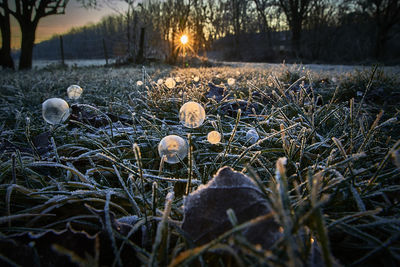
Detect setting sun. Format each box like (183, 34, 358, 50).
(180, 34, 188, 45)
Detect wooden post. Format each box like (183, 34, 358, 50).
(103, 38, 109, 66)
(59, 35, 65, 66)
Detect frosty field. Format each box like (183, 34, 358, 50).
(0, 64, 399, 266)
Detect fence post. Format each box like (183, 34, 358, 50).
(59, 35, 65, 66)
(103, 38, 109, 66)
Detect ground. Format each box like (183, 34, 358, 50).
(0, 63, 399, 266)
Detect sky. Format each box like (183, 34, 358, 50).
(8, 0, 125, 49)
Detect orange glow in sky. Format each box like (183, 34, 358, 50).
(5, 0, 122, 49)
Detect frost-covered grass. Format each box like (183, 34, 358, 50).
(0, 64, 399, 266)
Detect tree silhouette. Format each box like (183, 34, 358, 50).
(0, 0, 14, 70)
(8, 0, 68, 70)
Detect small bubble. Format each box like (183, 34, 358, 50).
(246, 129, 259, 144)
(42, 98, 70, 125)
(179, 101, 206, 128)
(193, 76, 200, 82)
(67, 85, 83, 100)
(207, 131, 221, 144)
(165, 78, 176, 89)
(136, 81, 144, 86)
(157, 79, 164, 85)
(227, 78, 236, 86)
(158, 135, 188, 164)
(175, 76, 181, 82)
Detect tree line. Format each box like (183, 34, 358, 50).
(1, 0, 400, 70)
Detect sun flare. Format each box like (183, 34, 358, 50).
(180, 34, 188, 45)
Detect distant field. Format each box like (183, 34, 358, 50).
(0, 64, 399, 266)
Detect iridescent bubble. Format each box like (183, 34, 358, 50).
(227, 78, 236, 86)
(165, 78, 176, 89)
(179, 101, 206, 128)
(42, 98, 70, 125)
(158, 135, 188, 164)
(67, 85, 83, 100)
(207, 131, 221, 144)
(136, 80, 144, 86)
(193, 76, 199, 82)
(246, 129, 259, 144)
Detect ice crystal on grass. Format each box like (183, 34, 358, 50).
(42, 98, 70, 125)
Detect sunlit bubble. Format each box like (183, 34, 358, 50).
(179, 101, 206, 128)
(193, 76, 199, 82)
(227, 78, 236, 86)
(207, 131, 221, 144)
(158, 135, 188, 164)
(42, 98, 70, 125)
(67, 85, 83, 100)
(175, 76, 181, 83)
(136, 80, 144, 86)
(157, 79, 164, 85)
(165, 78, 176, 89)
(246, 129, 259, 144)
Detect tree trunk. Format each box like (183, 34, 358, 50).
(291, 18, 302, 58)
(374, 27, 388, 59)
(19, 24, 37, 70)
(0, 2, 14, 70)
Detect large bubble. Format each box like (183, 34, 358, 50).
(42, 98, 70, 125)
(179, 101, 206, 128)
(246, 129, 259, 144)
(67, 85, 83, 100)
(158, 135, 188, 164)
(207, 131, 221, 144)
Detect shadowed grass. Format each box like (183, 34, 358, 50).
(0, 64, 399, 266)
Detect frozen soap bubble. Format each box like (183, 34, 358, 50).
(227, 78, 236, 86)
(193, 76, 199, 82)
(157, 79, 164, 85)
(165, 78, 176, 89)
(246, 129, 259, 144)
(179, 101, 206, 128)
(207, 131, 221, 144)
(67, 85, 83, 100)
(175, 76, 181, 82)
(158, 135, 188, 164)
(136, 80, 144, 86)
(42, 98, 70, 125)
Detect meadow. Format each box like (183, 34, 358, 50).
(0, 63, 399, 266)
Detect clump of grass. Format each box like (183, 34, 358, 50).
(0, 64, 399, 266)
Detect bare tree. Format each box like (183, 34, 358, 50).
(6, 0, 68, 70)
(0, 0, 14, 69)
(359, 0, 400, 59)
(276, 0, 312, 57)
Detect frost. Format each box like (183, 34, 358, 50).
(158, 135, 188, 164)
(67, 85, 83, 100)
(42, 98, 70, 125)
(207, 130, 221, 144)
(179, 101, 206, 128)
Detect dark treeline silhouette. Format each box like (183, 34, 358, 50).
(9, 0, 400, 67)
